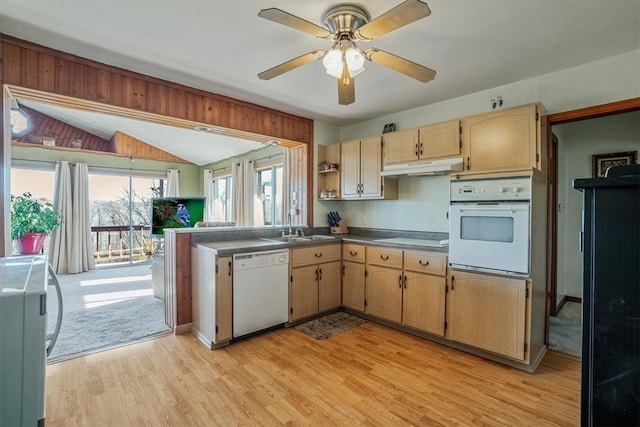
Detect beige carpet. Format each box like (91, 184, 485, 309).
(549, 301, 581, 357)
(294, 312, 366, 340)
(46, 262, 170, 363)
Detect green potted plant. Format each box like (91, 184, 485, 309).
(10, 192, 62, 254)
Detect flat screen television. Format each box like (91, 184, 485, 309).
(151, 197, 205, 237)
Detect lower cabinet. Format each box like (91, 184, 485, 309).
(365, 247, 404, 323)
(447, 270, 528, 360)
(402, 251, 447, 336)
(342, 244, 366, 311)
(289, 244, 341, 322)
(192, 247, 232, 348)
(366, 264, 403, 323)
(290, 265, 319, 322)
(402, 271, 446, 336)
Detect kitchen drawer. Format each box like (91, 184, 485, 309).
(343, 243, 365, 263)
(291, 244, 341, 267)
(404, 251, 447, 276)
(366, 246, 403, 269)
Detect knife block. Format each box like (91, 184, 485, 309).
(330, 219, 349, 234)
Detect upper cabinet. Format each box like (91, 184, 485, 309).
(341, 136, 397, 200)
(382, 129, 419, 164)
(419, 119, 461, 160)
(461, 103, 544, 173)
(383, 120, 461, 165)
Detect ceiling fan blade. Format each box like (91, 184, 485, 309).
(354, 0, 431, 41)
(337, 67, 356, 105)
(258, 50, 325, 80)
(258, 8, 333, 39)
(365, 48, 436, 82)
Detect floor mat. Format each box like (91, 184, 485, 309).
(294, 312, 366, 340)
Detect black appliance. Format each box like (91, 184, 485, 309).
(573, 164, 640, 426)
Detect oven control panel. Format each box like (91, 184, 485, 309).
(450, 176, 531, 201)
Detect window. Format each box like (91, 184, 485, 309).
(212, 176, 233, 222)
(255, 165, 283, 226)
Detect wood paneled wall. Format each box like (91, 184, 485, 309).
(0, 35, 313, 145)
(0, 34, 316, 256)
(13, 104, 112, 150)
(110, 131, 189, 163)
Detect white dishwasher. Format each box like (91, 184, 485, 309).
(233, 249, 289, 338)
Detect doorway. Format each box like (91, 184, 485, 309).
(546, 98, 640, 354)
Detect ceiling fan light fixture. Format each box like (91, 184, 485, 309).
(345, 46, 365, 76)
(323, 41, 366, 79)
(322, 48, 343, 78)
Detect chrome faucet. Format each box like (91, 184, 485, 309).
(288, 213, 293, 236)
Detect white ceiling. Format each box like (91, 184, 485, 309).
(2, 1, 639, 162)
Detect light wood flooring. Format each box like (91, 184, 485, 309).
(46, 322, 580, 426)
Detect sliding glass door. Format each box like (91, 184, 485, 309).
(89, 173, 164, 266)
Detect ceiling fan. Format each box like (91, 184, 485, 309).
(257, 0, 436, 105)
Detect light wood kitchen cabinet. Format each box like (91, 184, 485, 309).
(447, 270, 528, 361)
(461, 103, 544, 173)
(342, 243, 366, 312)
(402, 251, 447, 336)
(365, 246, 403, 323)
(341, 136, 397, 200)
(317, 144, 341, 200)
(366, 264, 403, 323)
(290, 244, 341, 322)
(290, 265, 319, 322)
(192, 249, 232, 348)
(418, 119, 461, 159)
(382, 120, 461, 165)
(382, 129, 419, 164)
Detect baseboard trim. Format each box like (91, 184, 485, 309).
(174, 323, 192, 335)
(554, 295, 581, 315)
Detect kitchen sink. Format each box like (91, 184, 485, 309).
(308, 235, 336, 240)
(262, 236, 310, 243)
(261, 235, 336, 243)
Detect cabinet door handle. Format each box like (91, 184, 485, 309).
(398, 274, 402, 288)
(315, 269, 319, 281)
(419, 143, 423, 155)
(350, 250, 358, 256)
(318, 268, 322, 281)
(342, 264, 346, 276)
(380, 254, 389, 261)
(419, 260, 430, 266)
(315, 252, 323, 258)
(228, 261, 232, 276)
(404, 275, 407, 288)
(415, 143, 418, 156)
(466, 156, 470, 171)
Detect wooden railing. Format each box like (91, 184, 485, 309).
(91, 225, 153, 263)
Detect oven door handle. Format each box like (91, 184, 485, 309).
(456, 207, 522, 213)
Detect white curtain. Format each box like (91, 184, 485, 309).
(203, 169, 214, 221)
(166, 169, 180, 197)
(282, 149, 292, 225)
(69, 163, 95, 273)
(286, 146, 307, 226)
(231, 159, 254, 227)
(49, 161, 73, 274)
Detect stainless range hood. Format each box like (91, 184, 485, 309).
(381, 157, 464, 176)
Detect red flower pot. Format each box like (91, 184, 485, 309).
(16, 232, 47, 254)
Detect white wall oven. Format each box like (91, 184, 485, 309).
(449, 176, 531, 277)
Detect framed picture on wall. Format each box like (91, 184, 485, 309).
(592, 151, 637, 177)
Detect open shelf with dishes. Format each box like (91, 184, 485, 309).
(317, 144, 341, 200)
